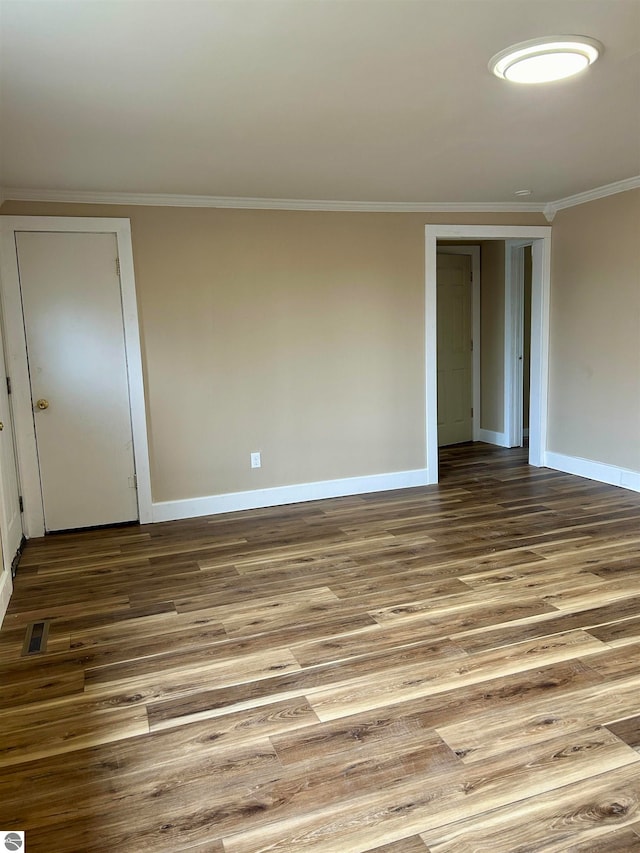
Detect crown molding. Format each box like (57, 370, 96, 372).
(0, 187, 546, 214)
(543, 175, 640, 221)
(1, 177, 637, 216)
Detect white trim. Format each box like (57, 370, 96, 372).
(425, 225, 551, 482)
(428, 226, 552, 240)
(504, 243, 519, 446)
(544, 176, 640, 221)
(0, 569, 12, 626)
(545, 452, 640, 493)
(425, 238, 439, 484)
(437, 246, 481, 441)
(528, 237, 551, 466)
(477, 428, 510, 448)
(505, 240, 534, 448)
(151, 469, 429, 523)
(0, 216, 152, 536)
(0, 316, 24, 575)
(0, 187, 547, 214)
(2, 177, 637, 216)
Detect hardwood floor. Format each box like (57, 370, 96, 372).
(1, 443, 640, 852)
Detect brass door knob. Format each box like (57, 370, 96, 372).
(0, 422, 4, 431)
(36, 399, 49, 410)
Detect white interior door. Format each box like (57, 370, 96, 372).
(437, 253, 472, 447)
(15, 231, 139, 532)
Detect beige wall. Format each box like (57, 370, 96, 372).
(0, 201, 544, 503)
(479, 241, 505, 433)
(548, 189, 640, 471)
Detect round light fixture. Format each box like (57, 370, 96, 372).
(489, 36, 603, 84)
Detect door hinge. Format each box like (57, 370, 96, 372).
(19, 495, 23, 513)
(115, 258, 121, 278)
(470, 339, 473, 352)
(6, 376, 11, 395)
(471, 407, 474, 418)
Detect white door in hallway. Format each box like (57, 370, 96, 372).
(15, 231, 139, 531)
(437, 252, 472, 446)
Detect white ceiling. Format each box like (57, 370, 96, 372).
(1, 0, 639, 205)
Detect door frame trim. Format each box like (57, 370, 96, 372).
(0, 216, 152, 536)
(425, 224, 551, 484)
(436, 246, 481, 442)
(505, 240, 534, 448)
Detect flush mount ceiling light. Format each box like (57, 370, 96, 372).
(489, 36, 603, 84)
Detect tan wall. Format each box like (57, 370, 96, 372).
(548, 189, 640, 471)
(479, 241, 505, 433)
(0, 200, 544, 502)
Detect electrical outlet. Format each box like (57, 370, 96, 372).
(251, 452, 261, 469)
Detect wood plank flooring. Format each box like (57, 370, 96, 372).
(1, 443, 640, 852)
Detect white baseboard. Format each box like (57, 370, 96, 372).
(477, 428, 511, 448)
(152, 468, 430, 523)
(0, 569, 13, 626)
(545, 451, 640, 493)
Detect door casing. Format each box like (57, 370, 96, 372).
(0, 319, 23, 566)
(0, 216, 152, 537)
(425, 224, 552, 484)
(505, 240, 534, 448)
(0, 306, 23, 627)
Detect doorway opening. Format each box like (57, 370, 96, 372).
(425, 225, 552, 485)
